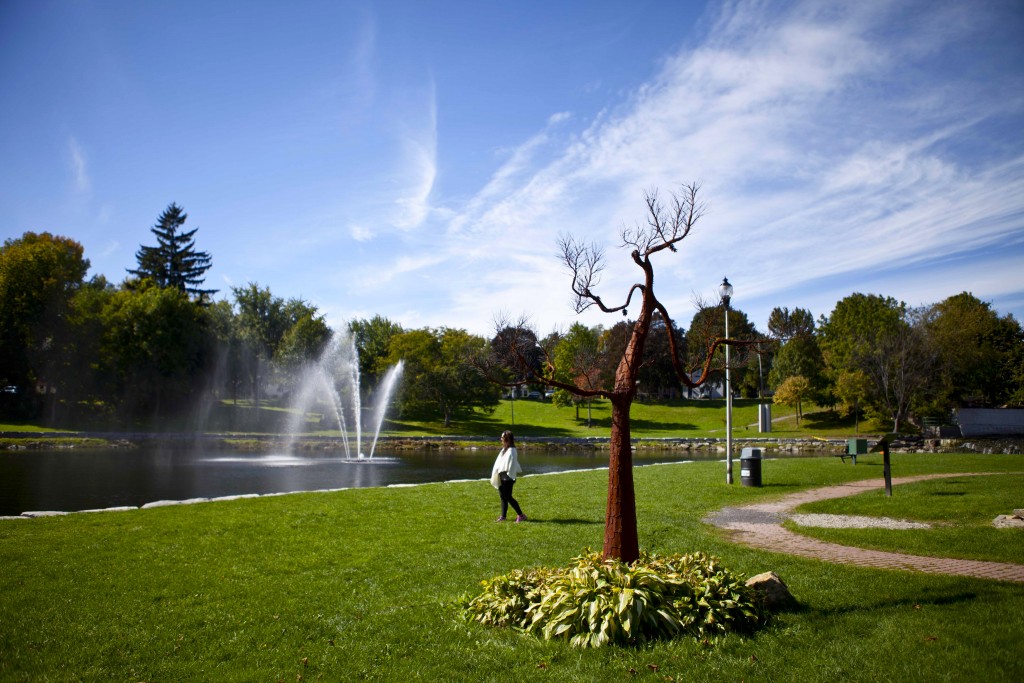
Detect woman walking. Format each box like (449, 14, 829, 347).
(490, 430, 526, 522)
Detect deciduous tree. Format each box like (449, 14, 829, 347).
(552, 322, 601, 423)
(98, 282, 209, 417)
(350, 315, 404, 393)
(773, 375, 812, 426)
(0, 232, 89, 415)
(834, 369, 872, 433)
(820, 294, 932, 431)
(924, 292, 1023, 409)
(388, 327, 500, 426)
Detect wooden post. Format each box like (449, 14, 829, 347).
(882, 440, 892, 497)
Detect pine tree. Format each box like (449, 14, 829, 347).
(128, 203, 216, 300)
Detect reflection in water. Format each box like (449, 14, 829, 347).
(0, 446, 715, 516)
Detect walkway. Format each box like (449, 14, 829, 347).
(705, 473, 1024, 583)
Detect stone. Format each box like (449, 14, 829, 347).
(21, 511, 69, 518)
(745, 571, 797, 610)
(993, 515, 1024, 529)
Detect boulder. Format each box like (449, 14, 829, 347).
(991, 511, 1024, 528)
(746, 571, 796, 610)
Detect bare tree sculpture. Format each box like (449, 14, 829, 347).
(489, 183, 757, 563)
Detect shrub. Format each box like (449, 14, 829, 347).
(464, 550, 766, 648)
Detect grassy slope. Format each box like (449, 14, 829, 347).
(1, 453, 1021, 682)
(387, 398, 881, 439)
(2, 398, 887, 439)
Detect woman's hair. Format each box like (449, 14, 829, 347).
(501, 430, 515, 446)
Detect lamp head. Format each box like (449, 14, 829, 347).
(719, 277, 733, 307)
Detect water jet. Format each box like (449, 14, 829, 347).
(284, 328, 403, 458)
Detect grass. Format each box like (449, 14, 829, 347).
(1, 453, 1022, 681)
(385, 398, 884, 439)
(4, 397, 890, 441)
(788, 468, 1024, 564)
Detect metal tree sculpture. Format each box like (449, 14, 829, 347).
(491, 183, 754, 563)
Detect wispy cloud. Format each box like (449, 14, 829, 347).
(68, 136, 90, 194)
(392, 76, 438, 231)
(423, 0, 1024, 332)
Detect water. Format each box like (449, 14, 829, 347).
(0, 446, 714, 516)
(283, 329, 403, 459)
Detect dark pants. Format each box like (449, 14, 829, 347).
(498, 478, 523, 518)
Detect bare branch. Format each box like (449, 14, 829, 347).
(621, 182, 706, 258)
(558, 233, 605, 313)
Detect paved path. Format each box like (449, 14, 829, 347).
(705, 473, 1024, 583)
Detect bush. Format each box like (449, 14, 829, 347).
(464, 550, 766, 648)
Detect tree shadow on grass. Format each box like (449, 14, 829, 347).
(526, 517, 602, 525)
(803, 591, 979, 620)
(575, 416, 699, 432)
(385, 419, 580, 438)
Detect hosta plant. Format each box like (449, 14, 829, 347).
(464, 550, 766, 648)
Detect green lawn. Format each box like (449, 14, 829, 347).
(385, 398, 884, 439)
(788, 469, 1024, 564)
(1, 453, 1021, 681)
(3, 397, 890, 440)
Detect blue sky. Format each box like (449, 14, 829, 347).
(2, 0, 1023, 337)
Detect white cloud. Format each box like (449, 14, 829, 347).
(421, 0, 1024, 334)
(68, 136, 90, 194)
(349, 223, 374, 242)
(392, 77, 438, 231)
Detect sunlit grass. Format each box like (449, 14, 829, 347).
(1, 453, 1021, 681)
(7, 396, 890, 441)
(788, 471, 1024, 563)
(384, 398, 886, 439)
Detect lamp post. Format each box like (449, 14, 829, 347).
(720, 277, 734, 485)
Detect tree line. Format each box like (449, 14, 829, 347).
(2, 205, 1021, 431)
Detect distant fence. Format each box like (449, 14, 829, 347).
(956, 409, 1024, 437)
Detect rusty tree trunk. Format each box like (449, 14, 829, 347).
(604, 392, 638, 562)
(603, 283, 653, 564)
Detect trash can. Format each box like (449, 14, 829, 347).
(740, 447, 762, 487)
(846, 438, 867, 465)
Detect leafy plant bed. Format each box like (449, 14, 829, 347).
(464, 550, 767, 648)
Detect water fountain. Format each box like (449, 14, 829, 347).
(284, 329, 403, 460)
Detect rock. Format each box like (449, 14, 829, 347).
(746, 571, 796, 610)
(993, 515, 1024, 529)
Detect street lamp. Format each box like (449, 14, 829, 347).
(719, 277, 734, 485)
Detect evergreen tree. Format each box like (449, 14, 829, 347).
(129, 203, 216, 300)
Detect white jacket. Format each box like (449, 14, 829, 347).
(490, 447, 522, 488)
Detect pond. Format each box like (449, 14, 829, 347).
(0, 446, 723, 516)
